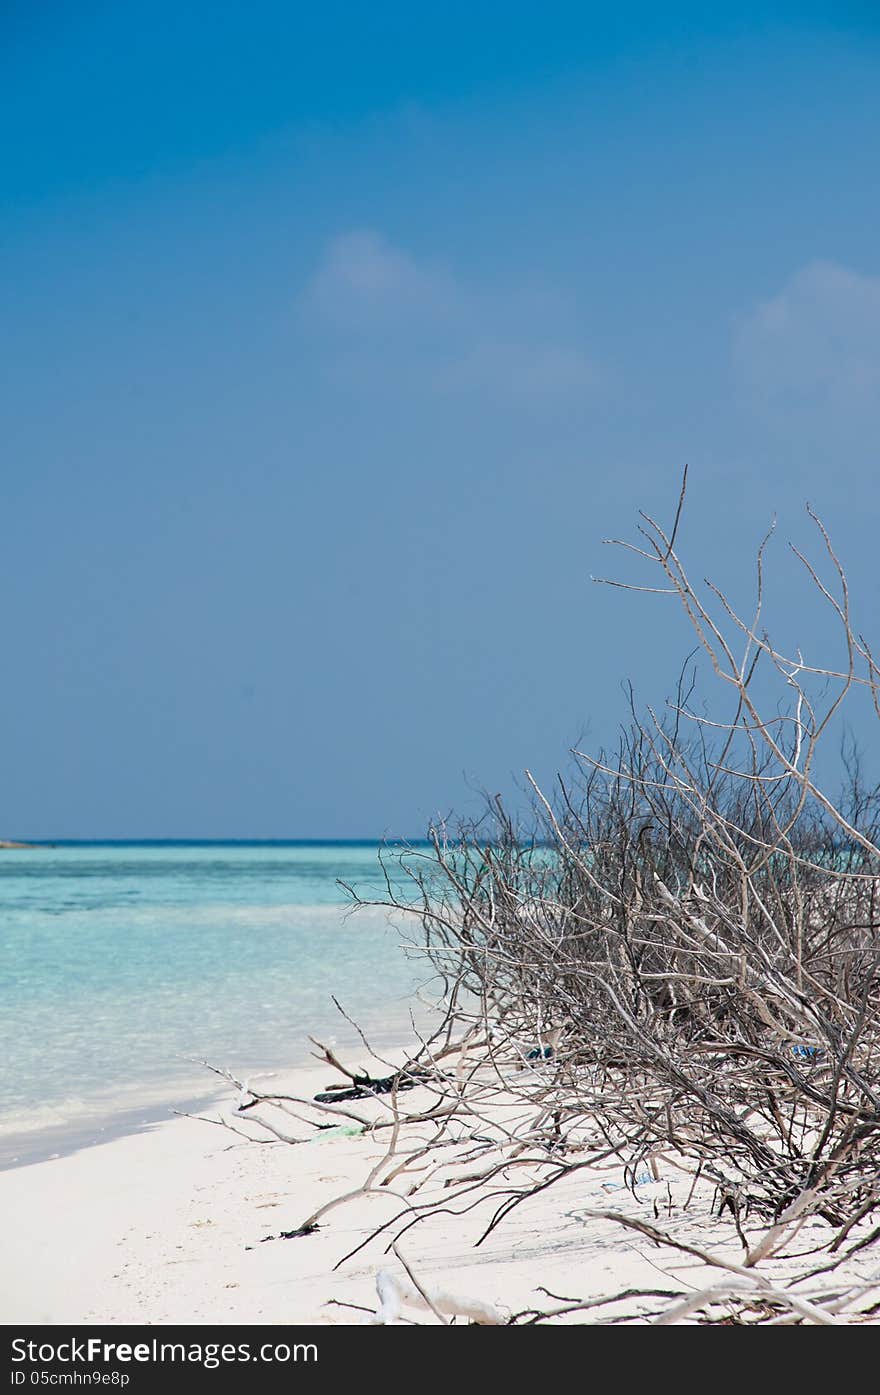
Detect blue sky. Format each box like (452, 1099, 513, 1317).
(2, 3, 879, 837)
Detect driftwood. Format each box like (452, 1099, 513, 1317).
(314, 1069, 431, 1104)
(371, 1258, 503, 1325)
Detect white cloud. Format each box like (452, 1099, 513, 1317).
(305, 230, 463, 332)
(734, 261, 880, 423)
(300, 229, 597, 408)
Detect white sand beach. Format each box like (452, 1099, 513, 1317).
(4, 1053, 877, 1327)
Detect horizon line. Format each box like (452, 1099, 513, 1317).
(2, 835, 433, 845)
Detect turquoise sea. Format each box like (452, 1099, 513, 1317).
(0, 842, 427, 1165)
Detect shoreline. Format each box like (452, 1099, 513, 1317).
(4, 1036, 879, 1325)
(0, 1015, 425, 1172)
(0, 1086, 226, 1172)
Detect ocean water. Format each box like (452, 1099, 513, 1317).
(0, 842, 430, 1162)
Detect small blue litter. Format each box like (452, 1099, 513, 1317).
(526, 1045, 555, 1060)
(602, 1171, 653, 1192)
(791, 1045, 823, 1060)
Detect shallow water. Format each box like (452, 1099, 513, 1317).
(0, 842, 428, 1158)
